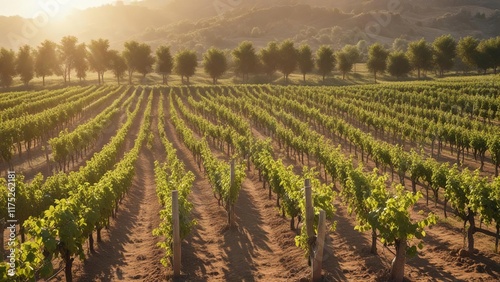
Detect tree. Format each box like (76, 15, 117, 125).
(155, 46, 173, 84)
(203, 47, 227, 84)
(336, 51, 352, 80)
(174, 50, 198, 84)
(232, 41, 258, 82)
(457, 36, 480, 71)
(387, 52, 411, 78)
(407, 39, 433, 79)
(0, 48, 16, 88)
(259, 41, 279, 79)
(392, 37, 409, 52)
(108, 50, 127, 84)
(73, 43, 88, 81)
(297, 44, 314, 82)
(277, 40, 298, 84)
(486, 37, 500, 73)
(88, 39, 110, 84)
(59, 36, 78, 83)
(478, 38, 500, 74)
(316, 45, 335, 82)
(16, 45, 34, 86)
(342, 45, 361, 72)
(366, 43, 389, 83)
(122, 41, 155, 84)
(35, 40, 59, 86)
(433, 35, 457, 76)
(356, 40, 369, 61)
(377, 186, 436, 282)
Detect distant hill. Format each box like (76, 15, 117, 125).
(1, 0, 499, 52)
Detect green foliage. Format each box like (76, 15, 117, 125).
(336, 51, 352, 79)
(74, 43, 88, 80)
(406, 39, 433, 78)
(388, 51, 411, 78)
(123, 40, 155, 81)
(203, 47, 227, 84)
(232, 41, 258, 81)
(260, 41, 280, 77)
(277, 40, 298, 82)
(366, 43, 389, 81)
(457, 36, 480, 69)
(155, 45, 173, 84)
(174, 49, 198, 83)
(316, 45, 335, 80)
(108, 50, 127, 84)
(88, 38, 110, 77)
(0, 48, 16, 87)
(16, 45, 34, 86)
(297, 44, 314, 80)
(376, 186, 436, 256)
(433, 34, 457, 76)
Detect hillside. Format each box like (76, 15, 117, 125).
(1, 0, 499, 51)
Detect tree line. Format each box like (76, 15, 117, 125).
(0, 34, 499, 87)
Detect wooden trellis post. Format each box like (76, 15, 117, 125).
(172, 190, 181, 276)
(304, 179, 327, 282)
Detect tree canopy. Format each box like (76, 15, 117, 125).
(407, 39, 433, 79)
(122, 41, 155, 84)
(232, 41, 258, 82)
(174, 50, 198, 84)
(367, 43, 389, 82)
(203, 47, 227, 84)
(316, 45, 335, 82)
(155, 46, 174, 84)
(297, 44, 314, 82)
(16, 45, 34, 86)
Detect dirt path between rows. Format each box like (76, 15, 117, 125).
(162, 92, 299, 281)
(68, 89, 165, 281)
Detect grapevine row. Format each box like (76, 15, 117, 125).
(153, 93, 195, 267)
(2, 88, 153, 281)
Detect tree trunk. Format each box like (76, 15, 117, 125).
(467, 209, 476, 253)
(390, 238, 407, 282)
(303, 73, 306, 82)
(64, 250, 73, 282)
(89, 233, 94, 253)
(43, 76, 45, 86)
(495, 224, 499, 253)
(97, 227, 102, 243)
(371, 228, 377, 254)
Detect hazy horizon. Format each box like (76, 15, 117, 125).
(0, 0, 137, 18)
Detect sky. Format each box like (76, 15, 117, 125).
(0, 0, 135, 18)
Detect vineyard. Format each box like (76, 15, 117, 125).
(1, 76, 500, 281)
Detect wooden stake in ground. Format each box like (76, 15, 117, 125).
(305, 179, 314, 238)
(305, 179, 327, 281)
(313, 210, 326, 281)
(172, 190, 181, 276)
(228, 160, 235, 227)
